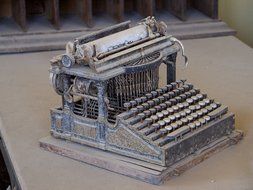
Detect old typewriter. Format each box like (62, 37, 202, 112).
(46, 17, 242, 184)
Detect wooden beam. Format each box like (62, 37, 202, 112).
(136, 0, 155, 17)
(166, 0, 187, 21)
(80, 0, 93, 27)
(11, 0, 27, 31)
(45, 0, 60, 30)
(106, 0, 124, 22)
(192, 0, 218, 19)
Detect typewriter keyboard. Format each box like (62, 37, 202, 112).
(120, 80, 228, 147)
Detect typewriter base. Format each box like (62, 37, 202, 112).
(40, 130, 243, 185)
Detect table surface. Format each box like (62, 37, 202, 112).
(0, 36, 253, 190)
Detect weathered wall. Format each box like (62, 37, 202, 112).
(219, 0, 253, 48)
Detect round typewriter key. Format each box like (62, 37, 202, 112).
(188, 123, 196, 130)
(144, 110, 151, 117)
(161, 87, 168, 93)
(175, 96, 182, 103)
(210, 103, 218, 109)
(204, 115, 211, 122)
(135, 98, 142, 105)
(196, 94, 204, 100)
(124, 102, 131, 109)
(165, 101, 172, 107)
(189, 105, 196, 111)
(178, 103, 184, 110)
(165, 125, 173, 132)
(195, 104, 201, 110)
(144, 118, 152, 126)
(173, 89, 180, 96)
(155, 105, 162, 112)
(138, 113, 145, 122)
(178, 87, 185, 94)
(181, 118, 188, 125)
(142, 103, 149, 109)
(171, 82, 177, 89)
(191, 113, 198, 119)
(163, 118, 171, 125)
(176, 80, 183, 87)
(153, 98, 160, 105)
(186, 98, 193, 104)
(180, 94, 187, 100)
(156, 89, 163, 95)
(182, 85, 189, 92)
(136, 105, 144, 112)
(151, 123, 160, 131)
(162, 110, 169, 117)
(183, 102, 189, 108)
(170, 98, 177, 105)
(186, 83, 193, 89)
(165, 84, 173, 91)
(215, 102, 221, 106)
(163, 93, 170, 100)
(185, 109, 191, 114)
(160, 128, 168, 136)
(175, 113, 181, 120)
(191, 96, 198, 102)
(147, 100, 155, 107)
(180, 111, 186, 117)
(190, 89, 197, 96)
(168, 92, 174, 98)
(176, 120, 183, 127)
(150, 115, 158, 123)
(194, 121, 201, 128)
(167, 108, 174, 114)
(151, 91, 158, 98)
(130, 108, 138, 115)
(169, 115, 176, 121)
(140, 96, 147, 103)
(199, 118, 206, 125)
(160, 103, 167, 110)
(158, 120, 166, 128)
(206, 105, 213, 112)
(158, 96, 165, 102)
(201, 108, 208, 114)
(145, 93, 153, 99)
(203, 98, 211, 105)
(171, 123, 178, 130)
(130, 100, 137, 107)
(149, 108, 156, 115)
(172, 106, 179, 112)
(196, 110, 203, 117)
(156, 112, 164, 120)
(199, 101, 206, 108)
(187, 115, 194, 122)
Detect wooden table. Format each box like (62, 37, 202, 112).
(0, 36, 253, 190)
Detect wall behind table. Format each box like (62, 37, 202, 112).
(219, 0, 253, 48)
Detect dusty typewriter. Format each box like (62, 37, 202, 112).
(46, 17, 242, 184)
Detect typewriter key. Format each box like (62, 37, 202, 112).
(165, 125, 173, 132)
(189, 123, 196, 130)
(215, 102, 221, 106)
(204, 115, 211, 122)
(176, 80, 183, 87)
(180, 94, 187, 100)
(149, 108, 156, 115)
(151, 91, 158, 98)
(136, 105, 144, 112)
(189, 105, 196, 111)
(147, 100, 155, 107)
(190, 89, 197, 96)
(165, 101, 172, 107)
(130, 108, 138, 115)
(135, 98, 142, 105)
(210, 103, 218, 109)
(158, 96, 165, 102)
(185, 109, 191, 114)
(176, 120, 183, 127)
(181, 118, 188, 125)
(160, 128, 168, 136)
(153, 98, 160, 105)
(173, 89, 180, 96)
(156, 89, 163, 95)
(144, 110, 151, 117)
(168, 92, 174, 98)
(186, 115, 194, 122)
(144, 118, 152, 126)
(124, 102, 131, 110)
(162, 110, 169, 117)
(194, 120, 201, 128)
(140, 96, 147, 103)
(130, 100, 137, 107)
(178, 103, 184, 110)
(201, 108, 208, 114)
(171, 82, 177, 89)
(142, 103, 149, 109)
(186, 83, 193, 90)
(206, 105, 213, 112)
(199, 101, 206, 108)
(180, 111, 186, 117)
(158, 120, 166, 129)
(175, 113, 181, 120)
(186, 98, 193, 104)
(191, 113, 198, 119)
(195, 104, 201, 110)
(196, 94, 204, 100)
(204, 98, 211, 105)
(156, 112, 164, 120)
(199, 118, 206, 125)
(178, 87, 185, 94)
(175, 96, 182, 103)
(161, 87, 168, 93)
(183, 102, 189, 108)
(170, 98, 177, 105)
(150, 115, 158, 123)
(171, 123, 178, 130)
(165, 84, 173, 91)
(167, 108, 174, 114)
(138, 113, 145, 122)
(169, 115, 176, 121)
(163, 93, 170, 100)
(196, 110, 203, 117)
(145, 93, 153, 99)
(172, 105, 179, 112)
(155, 105, 162, 112)
(163, 118, 171, 125)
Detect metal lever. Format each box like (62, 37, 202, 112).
(169, 36, 188, 68)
